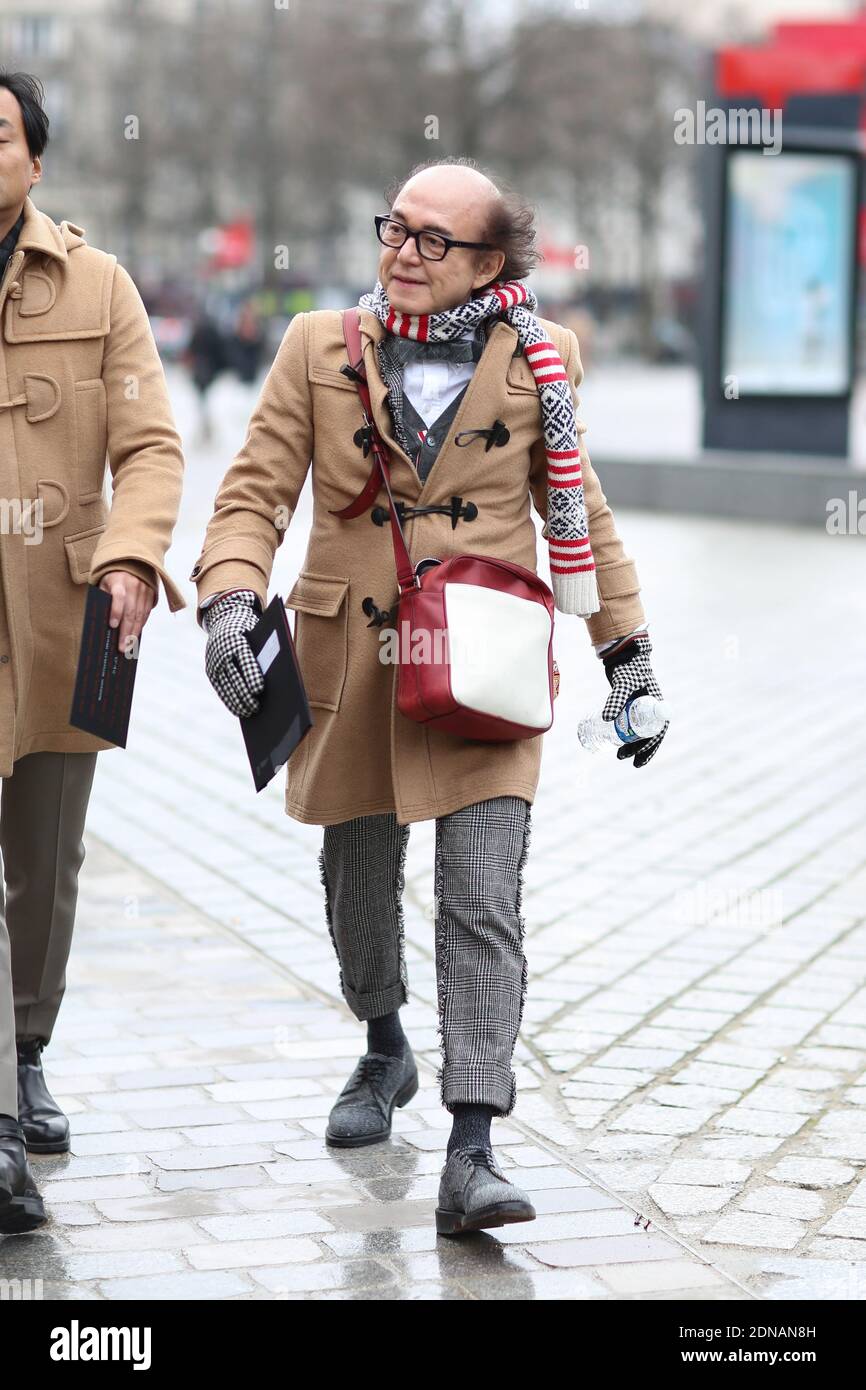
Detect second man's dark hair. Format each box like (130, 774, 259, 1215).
(0, 70, 49, 159)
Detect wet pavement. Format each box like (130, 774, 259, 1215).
(2, 369, 864, 1300)
(0, 837, 747, 1301)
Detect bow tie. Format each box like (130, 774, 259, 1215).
(385, 335, 482, 367)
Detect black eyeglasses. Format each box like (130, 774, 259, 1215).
(374, 214, 495, 262)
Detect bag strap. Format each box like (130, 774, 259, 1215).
(328, 310, 385, 522)
(332, 308, 418, 596)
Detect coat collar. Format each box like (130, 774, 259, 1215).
(14, 196, 86, 265)
(356, 307, 519, 501)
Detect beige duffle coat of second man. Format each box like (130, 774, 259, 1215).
(0, 197, 186, 778)
(192, 306, 646, 827)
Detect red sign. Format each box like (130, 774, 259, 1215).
(538, 237, 579, 270)
(716, 47, 866, 111)
(210, 218, 254, 270)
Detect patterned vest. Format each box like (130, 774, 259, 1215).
(378, 328, 486, 484)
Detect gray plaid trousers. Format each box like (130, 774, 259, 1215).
(318, 796, 532, 1117)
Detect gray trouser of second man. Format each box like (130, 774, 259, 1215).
(0, 751, 97, 1118)
(318, 795, 532, 1118)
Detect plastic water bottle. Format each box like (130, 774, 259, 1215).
(577, 695, 670, 752)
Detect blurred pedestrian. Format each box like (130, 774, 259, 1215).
(186, 310, 227, 443)
(230, 300, 265, 385)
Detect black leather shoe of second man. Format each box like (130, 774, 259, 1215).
(326, 1046, 418, 1148)
(0, 1115, 47, 1234)
(17, 1037, 71, 1154)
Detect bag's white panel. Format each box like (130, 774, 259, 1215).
(443, 581, 552, 727)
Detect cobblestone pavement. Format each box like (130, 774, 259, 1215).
(0, 838, 748, 1301)
(4, 372, 864, 1300)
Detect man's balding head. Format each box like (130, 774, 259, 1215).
(397, 163, 502, 244)
(379, 156, 537, 315)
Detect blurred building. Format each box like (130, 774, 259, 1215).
(641, 0, 861, 40)
(2, 1, 234, 276)
(0, 0, 709, 350)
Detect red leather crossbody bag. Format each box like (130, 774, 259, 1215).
(331, 307, 555, 743)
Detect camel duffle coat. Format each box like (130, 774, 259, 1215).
(192, 306, 645, 826)
(0, 197, 185, 776)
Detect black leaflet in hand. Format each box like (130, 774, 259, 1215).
(241, 594, 313, 792)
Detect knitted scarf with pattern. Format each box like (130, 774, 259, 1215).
(359, 278, 600, 618)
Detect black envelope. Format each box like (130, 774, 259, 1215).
(242, 594, 313, 792)
(69, 585, 140, 747)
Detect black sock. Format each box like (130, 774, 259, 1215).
(447, 1103, 496, 1156)
(366, 1011, 406, 1058)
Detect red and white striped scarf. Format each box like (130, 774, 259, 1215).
(360, 278, 600, 617)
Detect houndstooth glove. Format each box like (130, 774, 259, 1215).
(203, 590, 265, 718)
(602, 632, 668, 768)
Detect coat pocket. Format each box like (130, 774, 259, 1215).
(284, 571, 350, 711)
(64, 524, 107, 584)
(73, 379, 108, 504)
(506, 355, 541, 394)
(307, 365, 358, 392)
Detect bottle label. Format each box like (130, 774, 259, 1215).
(614, 698, 638, 743)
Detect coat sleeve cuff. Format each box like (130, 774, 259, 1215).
(88, 553, 187, 608)
(89, 545, 187, 612)
(90, 557, 159, 595)
(583, 559, 645, 646)
(194, 560, 268, 626)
